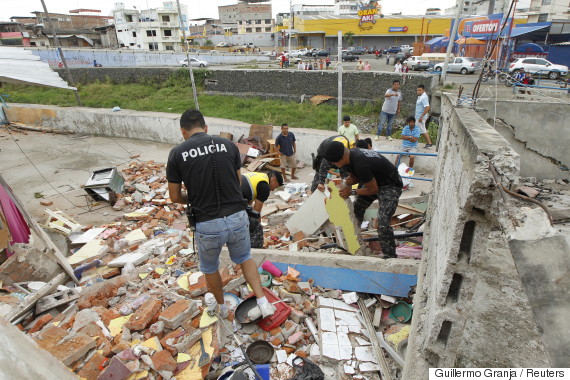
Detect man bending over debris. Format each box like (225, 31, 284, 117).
(241, 170, 284, 248)
(167, 110, 276, 319)
(324, 141, 403, 258)
(310, 135, 351, 193)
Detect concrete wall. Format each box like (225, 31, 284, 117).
(477, 99, 570, 180)
(4, 104, 437, 174)
(205, 69, 439, 114)
(55, 67, 188, 85)
(404, 94, 550, 378)
(29, 47, 270, 68)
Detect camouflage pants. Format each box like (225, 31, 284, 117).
(353, 185, 402, 257)
(310, 157, 350, 192)
(249, 216, 264, 249)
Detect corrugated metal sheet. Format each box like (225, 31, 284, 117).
(0, 47, 76, 90)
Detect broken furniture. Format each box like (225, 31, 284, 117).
(83, 167, 125, 204)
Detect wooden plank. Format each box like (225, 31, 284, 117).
(358, 299, 394, 380)
(285, 191, 328, 235)
(0, 175, 79, 284)
(6, 273, 66, 322)
(325, 185, 367, 256)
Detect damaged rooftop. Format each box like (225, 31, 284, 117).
(0, 93, 569, 380)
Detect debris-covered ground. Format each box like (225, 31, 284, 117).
(0, 155, 427, 380)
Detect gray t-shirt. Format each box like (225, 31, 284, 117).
(381, 89, 402, 114)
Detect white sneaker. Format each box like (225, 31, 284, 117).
(374, 135, 379, 141)
(387, 136, 393, 141)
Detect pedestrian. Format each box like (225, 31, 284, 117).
(338, 115, 360, 146)
(323, 141, 403, 258)
(394, 60, 402, 73)
(241, 170, 283, 248)
(396, 116, 420, 168)
(310, 135, 351, 193)
(326, 57, 331, 69)
(364, 61, 371, 71)
(386, 54, 390, 65)
(275, 123, 298, 181)
(416, 85, 433, 148)
(280, 53, 286, 69)
(402, 62, 409, 73)
(166, 109, 276, 320)
(319, 58, 324, 70)
(357, 59, 364, 71)
(376, 79, 402, 141)
(298, 60, 305, 70)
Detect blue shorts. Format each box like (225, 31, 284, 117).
(195, 210, 252, 274)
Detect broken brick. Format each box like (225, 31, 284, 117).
(125, 298, 162, 331)
(34, 325, 97, 366)
(270, 336, 284, 346)
(28, 314, 53, 333)
(77, 353, 106, 380)
(288, 331, 303, 345)
(151, 349, 177, 372)
(97, 356, 132, 380)
(93, 306, 121, 327)
(159, 299, 198, 330)
(159, 328, 185, 355)
(283, 280, 301, 294)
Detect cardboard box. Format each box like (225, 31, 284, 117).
(267, 139, 280, 166)
(219, 132, 234, 141)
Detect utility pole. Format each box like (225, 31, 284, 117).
(441, 0, 465, 83)
(40, 0, 82, 106)
(337, 30, 343, 128)
(288, 0, 293, 54)
(176, 0, 199, 110)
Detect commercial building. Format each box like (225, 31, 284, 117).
(293, 14, 453, 49)
(218, 3, 274, 35)
(113, 1, 188, 51)
(522, 0, 570, 22)
(444, 0, 510, 16)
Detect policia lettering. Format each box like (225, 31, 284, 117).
(181, 143, 228, 161)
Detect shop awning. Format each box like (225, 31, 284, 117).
(510, 24, 550, 38)
(0, 47, 76, 90)
(455, 37, 486, 45)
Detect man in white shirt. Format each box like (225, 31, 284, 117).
(338, 115, 360, 146)
(376, 80, 402, 141)
(416, 84, 433, 148)
(394, 60, 402, 73)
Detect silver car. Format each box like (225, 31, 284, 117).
(178, 58, 208, 68)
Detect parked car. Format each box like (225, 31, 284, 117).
(509, 58, 568, 79)
(306, 48, 319, 56)
(241, 42, 255, 49)
(400, 44, 411, 51)
(342, 53, 359, 62)
(383, 46, 401, 54)
(312, 49, 330, 57)
(178, 58, 208, 68)
(288, 49, 305, 58)
(216, 42, 230, 47)
(434, 57, 479, 74)
(405, 56, 430, 71)
(394, 52, 411, 62)
(275, 55, 302, 64)
(297, 48, 309, 56)
(347, 46, 366, 55)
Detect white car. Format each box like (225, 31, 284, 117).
(434, 57, 479, 74)
(405, 56, 430, 71)
(178, 58, 208, 68)
(216, 42, 230, 47)
(288, 49, 304, 58)
(509, 58, 568, 79)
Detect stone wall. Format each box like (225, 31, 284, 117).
(56, 67, 184, 85)
(205, 69, 439, 114)
(403, 94, 550, 378)
(476, 99, 570, 180)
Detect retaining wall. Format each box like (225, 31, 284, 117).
(404, 93, 550, 377)
(4, 104, 437, 174)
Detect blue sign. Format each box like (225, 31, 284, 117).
(389, 27, 408, 32)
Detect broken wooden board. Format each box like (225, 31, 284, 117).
(44, 209, 82, 235)
(325, 185, 367, 255)
(260, 205, 279, 218)
(246, 159, 266, 172)
(68, 239, 108, 266)
(394, 204, 425, 216)
(285, 191, 328, 235)
(71, 227, 107, 245)
(6, 273, 66, 322)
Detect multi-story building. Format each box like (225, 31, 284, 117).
(113, 1, 188, 51)
(524, 0, 570, 22)
(426, 8, 442, 15)
(292, 4, 335, 17)
(0, 22, 31, 46)
(444, 0, 509, 16)
(10, 9, 113, 48)
(218, 3, 274, 34)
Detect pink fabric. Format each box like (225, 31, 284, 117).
(0, 183, 31, 255)
(396, 245, 423, 259)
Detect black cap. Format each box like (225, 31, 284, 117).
(324, 141, 346, 163)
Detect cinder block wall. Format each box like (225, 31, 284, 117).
(403, 94, 550, 377)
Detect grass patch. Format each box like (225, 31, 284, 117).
(2, 70, 436, 140)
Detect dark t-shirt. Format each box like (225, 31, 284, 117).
(240, 176, 270, 202)
(348, 148, 403, 188)
(166, 132, 246, 222)
(275, 133, 296, 156)
(316, 135, 350, 158)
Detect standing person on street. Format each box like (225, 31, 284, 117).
(324, 142, 403, 258)
(357, 59, 364, 71)
(167, 110, 276, 320)
(394, 60, 402, 73)
(364, 61, 371, 71)
(326, 57, 331, 69)
(310, 135, 351, 193)
(416, 85, 433, 148)
(241, 170, 283, 248)
(376, 80, 402, 141)
(338, 115, 360, 146)
(402, 62, 410, 73)
(275, 123, 298, 181)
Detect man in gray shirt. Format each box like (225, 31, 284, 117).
(376, 80, 402, 141)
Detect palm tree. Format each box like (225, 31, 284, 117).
(344, 31, 355, 46)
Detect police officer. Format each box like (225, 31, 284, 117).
(323, 141, 403, 258)
(167, 110, 276, 319)
(310, 135, 351, 193)
(241, 170, 283, 248)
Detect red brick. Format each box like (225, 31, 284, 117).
(159, 299, 197, 329)
(77, 353, 106, 380)
(270, 336, 283, 346)
(160, 328, 185, 356)
(269, 327, 282, 336)
(28, 314, 53, 333)
(295, 350, 308, 358)
(151, 349, 177, 372)
(34, 325, 96, 366)
(92, 306, 121, 327)
(283, 280, 301, 293)
(125, 298, 162, 331)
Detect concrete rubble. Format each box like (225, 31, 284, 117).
(0, 158, 425, 379)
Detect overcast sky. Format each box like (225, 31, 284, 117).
(1, 0, 459, 23)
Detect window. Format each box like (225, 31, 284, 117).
(256, 27, 262, 32)
(148, 42, 158, 50)
(522, 58, 535, 64)
(162, 15, 170, 22)
(535, 59, 548, 65)
(255, 19, 262, 24)
(265, 19, 272, 23)
(146, 30, 157, 37)
(118, 30, 123, 32)
(165, 45, 174, 50)
(537, 13, 548, 22)
(30, 42, 37, 46)
(40, 41, 46, 46)
(246, 20, 252, 24)
(246, 28, 252, 33)
(541, 0, 551, 5)
(265, 27, 272, 32)
(456, 58, 463, 63)
(164, 29, 172, 36)
(132, 31, 136, 37)
(130, 43, 135, 46)
(126, 15, 133, 22)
